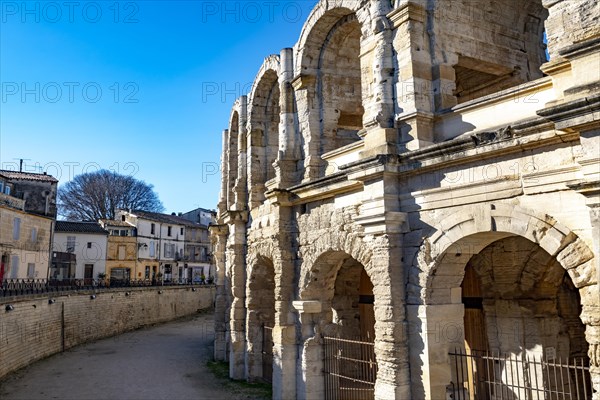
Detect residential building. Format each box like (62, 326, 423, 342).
(212, 1, 600, 398)
(0, 171, 55, 281)
(53, 221, 108, 282)
(118, 210, 215, 284)
(0, 169, 58, 218)
(118, 210, 184, 283)
(180, 207, 215, 226)
(99, 219, 137, 283)
(180, 207, 216, 282)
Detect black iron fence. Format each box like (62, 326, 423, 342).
(0, 278, 213, 298)
(322, 335, 377, 400)
(449, 348, 592, 400)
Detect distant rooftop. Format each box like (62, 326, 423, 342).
(127, 210, 207, 228)
(99, 219, 135, 228)
(0, 170, 58, 183)
(55, 221, 108, 234)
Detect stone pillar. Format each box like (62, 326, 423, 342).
(234, 96, 248, 210)
(581, 295, 600, 400)
(218, 129, 229, 216)
(292, 73, 321, 182)
(362, 0, 396, 155)
(274, 48, 299, 189)
(351, 162, 412, 399)
(226, 212, 248, 380)
(294, 300, 324, 400)
(272, 197, 298, 399)
(210, 224, 229, 361)
(385, 1, 435, 152)
(272, 322, 297, 400)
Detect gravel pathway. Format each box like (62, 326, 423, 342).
(0, 312, 269, 400)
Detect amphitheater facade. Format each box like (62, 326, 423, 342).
(210, 1, 600, 399)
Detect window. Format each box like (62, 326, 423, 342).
(167, 226, 172, 236)
(145, 266, 150, 279)
(121, 215, 126, 222)
(180, 227, 184, 235)
(10, 255, 19, 278)
(0, 182, 3, 193)
(66, 236, 76, 253)
(151, 223, 155, 235)
(5, 185, 10, 195)
(13, 217, 21, 240)
(87, 242, 92, 249)
(31, 227, 37, 242)
(149, 241, 155, 257)
(120, 229, 128, 236)
(164, 243, 175, 258)
(192, 229, 197, 240)
(27, 263, 35, 278)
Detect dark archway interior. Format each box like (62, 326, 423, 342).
(461, 236, 589, 398)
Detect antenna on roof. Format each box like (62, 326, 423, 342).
(12, 158, 32, 173)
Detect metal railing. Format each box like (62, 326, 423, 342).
(0, 278, 213, 298)
(449, 348, 592, 400)
(323, 335, 377, 400)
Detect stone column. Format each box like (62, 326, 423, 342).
(272, 196, 298, 399)
(226, 212, 248, 380)
(274, 48, 299, 189)
(385, 1, 435, 152)
(210, 224, 229, 361)
(294, 300, 324, 400)
(218, 129, 229, 216)
(582, 293, 600, 400)
(292, 73, 321, 182)
(234, 96, 248, 210)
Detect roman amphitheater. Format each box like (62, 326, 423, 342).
(210, 0, 599, 399)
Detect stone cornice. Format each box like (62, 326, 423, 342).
(537, 94, 600, 131)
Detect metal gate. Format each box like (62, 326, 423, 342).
(449, 348, 592, 400)
(323, 335, 377, 400)
(262, 325, 273, 383)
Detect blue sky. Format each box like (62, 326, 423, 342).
(0, 0, 317, 214)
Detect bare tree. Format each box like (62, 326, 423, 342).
(58, 170, 164, 220)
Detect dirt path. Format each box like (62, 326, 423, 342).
(0, 312, 269, 400)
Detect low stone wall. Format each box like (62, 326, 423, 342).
(0, 286, 215, 379)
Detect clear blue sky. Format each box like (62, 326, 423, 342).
(0, 0, 317, 214)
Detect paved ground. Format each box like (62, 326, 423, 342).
(0, 312, 269, 400)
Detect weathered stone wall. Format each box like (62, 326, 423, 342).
(0, 286, 215, 380)
(213, 0, 600, 399)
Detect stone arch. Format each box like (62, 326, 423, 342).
(413, 203, 596, 302)
(293, 1, 386, 180)
(299, 230, 373, 300)
(408, 202, 598, 399)
(245, 251, 276, 382)
(247, 55, 281, 207)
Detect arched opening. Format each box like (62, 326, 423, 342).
(423, 233, 592, 399)
(318, 14, 364, 162)
(246, 256, 275, 382)
(446, 0, 549, 104)
(249, 69, 280, 206)
(302, 251, 377, 400)
(227, 112, 239, 208)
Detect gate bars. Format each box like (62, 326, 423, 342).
(323, 335, 377, 400)
(449, 348, 592, 400)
